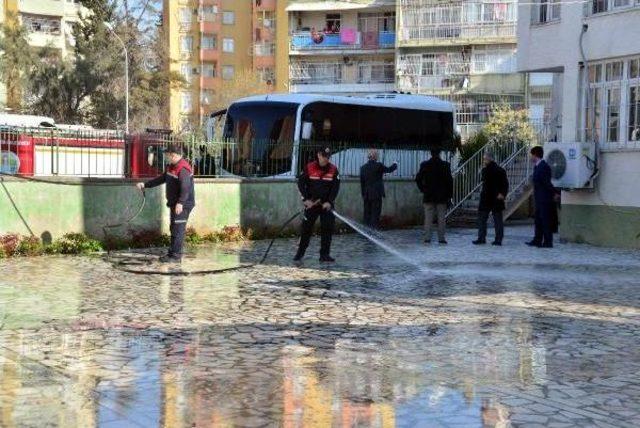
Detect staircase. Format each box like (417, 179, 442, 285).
(447, 140, 533, 226)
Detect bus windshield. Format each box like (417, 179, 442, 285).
(221, 101, 298, 176)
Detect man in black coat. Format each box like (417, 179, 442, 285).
(415, 149, 453, 244)
(473, 152, 509, 246)
(360, 149, 397, 229)
(527, 145, 557, 248)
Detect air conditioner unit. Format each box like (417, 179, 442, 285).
(543, 142, 596, 189)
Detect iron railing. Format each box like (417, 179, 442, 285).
(447, 138, 530, 216)
(0, 127, 451, 179)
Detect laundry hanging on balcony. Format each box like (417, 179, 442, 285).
(340, 28, 357, 44)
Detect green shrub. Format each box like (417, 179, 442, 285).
(186, 227, 204, 245)
(459, 130, 489, 164)
(48, 233, 103, 255)
(16, 236, 44, 256)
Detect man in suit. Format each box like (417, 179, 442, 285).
(415, 149, 453, 244)
(527, 145, 557, 248)
(360, 149, 397, 229)
(473, 151, 509, 246)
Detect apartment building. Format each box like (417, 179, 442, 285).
(164, 0, 289, 131)
(518, 1, 640, 247)
(286, 0, 397, 94)
(0, 0, 83, 108)
(396, 0, 525, 138)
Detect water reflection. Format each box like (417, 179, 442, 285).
(0, 316, 561, 427)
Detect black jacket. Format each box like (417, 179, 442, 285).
(297, 160, 340, 206)
(415, 157, 453, 204)
(479, 161, 509, 211)
(360, 160, 397, 200)
(533, 160, 555, 208)
(145, 158, 196, 209)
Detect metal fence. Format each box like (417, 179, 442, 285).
(0, 127, 453, 179)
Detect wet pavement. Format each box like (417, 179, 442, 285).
(1, 225, 639, 427)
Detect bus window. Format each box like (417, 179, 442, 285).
(223, 101, 298, 176)
(300, 102, 454, 148)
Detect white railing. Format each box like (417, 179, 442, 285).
(290, 62, 395, 86)
(399, 0, 517, 43)
(447, 139, 530, 217)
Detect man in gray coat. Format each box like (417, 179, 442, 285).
(360, 149, 397, 229)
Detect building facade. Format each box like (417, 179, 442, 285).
(286, 0, 397, 94)
(518, 1, 640, 247)
(396, 0, 525, 138)
(163, 0, 289, 131)
(0, 0, 83, 108)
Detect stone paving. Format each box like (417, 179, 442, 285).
(1, 226, 639, 427)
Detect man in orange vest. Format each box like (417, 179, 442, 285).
(294, 148, 340, 263)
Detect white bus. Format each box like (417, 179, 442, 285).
(206, 93, 456, 177)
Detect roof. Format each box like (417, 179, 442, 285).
(232, 93, 455, 113)
(0, 113, 55, 128)
(286, 0, 395, 12)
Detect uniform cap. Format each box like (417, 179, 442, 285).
(318, 147, 331, 158)
(164, 144, 182, 155)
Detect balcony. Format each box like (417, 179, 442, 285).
(200, 76, 220, 90)
(398, 1, 517, 46)
(200, 18, 220, 33)
(290, 31, 396, 54)
(289, 62, 395, 93)
(200, 48, 219, 62)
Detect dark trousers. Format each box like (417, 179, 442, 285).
(363, 197, 382, 229)
(297, 207, 335, 257)
(169, 206, 192, 258)
(477, 209, 504, 243)
(533, 204, 553, 246)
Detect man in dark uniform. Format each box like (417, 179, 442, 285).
(294, 148, 340, 262)
(415, 149, 453, 244)
(473, 151, 509, 246)
(137, 144, 195, 262)
(360, 148, 397, 229)
(527, 145, 556, 248)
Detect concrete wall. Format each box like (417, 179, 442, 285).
(0, 178, 425, 240)
(560, 151, 640, 248)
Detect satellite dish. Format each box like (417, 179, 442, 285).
(0, 151, 20, 174)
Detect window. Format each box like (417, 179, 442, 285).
(591, 0, 635, 14)
(179, 7, 192, 24)
(258, 11, 275, 28)
(201, 90, 215, 105)
(180, 63, 193, 83)
(180, 35, 193, 53)
(202, 35, 217, 49)
(222, 65, 234, 80)
(584, 57, 640, 146)
(181, 92, 193, 113)
(257, 67, 275, 84)
(222, 11, 235, 25)
(325, 14, 341, 33)
(222, 38, 234, 53)
(21, 14, 61, 35)
(202, 63, 216, 77)
(606, 61, 623, 81)
(421, 54, 436, 76)
(532, 0, 561, 24)
(629, 86, 640, 141)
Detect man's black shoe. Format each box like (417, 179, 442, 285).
(472, 240, 486, 245)
(439, 240, 448, 245)
(491, 241, 502, 246)
(526, 241, 541, 247)
(159, 255, 181, 263)
(424, 239, 432, 244)
(293, 252, 304, 262)
(541, 243, 553, 248)
(319, 255, 335, 262)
